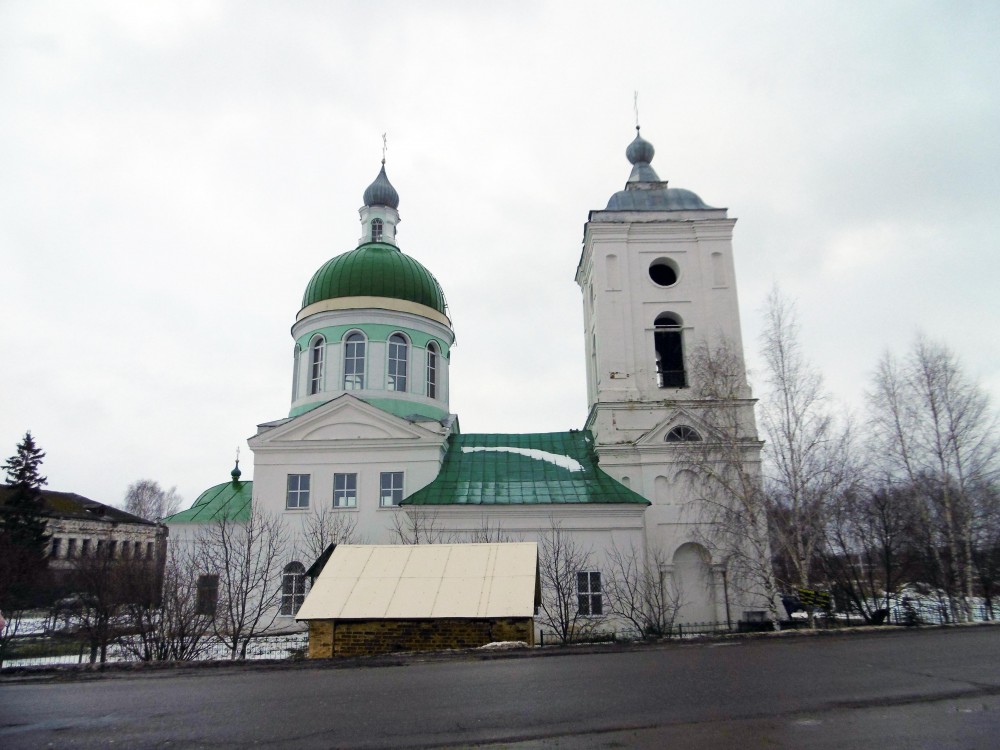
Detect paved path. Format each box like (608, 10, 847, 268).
(2, 627, 999, 748)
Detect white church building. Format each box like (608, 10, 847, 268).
(164, 128, 768, 633)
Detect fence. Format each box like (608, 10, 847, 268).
(536, 604, 1000, 646)
(0, 627, 309, 669)
(5, 602, 996, 667)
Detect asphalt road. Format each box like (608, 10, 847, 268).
(2, 627, 1000, 748)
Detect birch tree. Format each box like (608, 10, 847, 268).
(679, 340, 782, 628)
(868, 337, 999, 621)
(758, 289, 857, 618)
(123, 480, 182, 521)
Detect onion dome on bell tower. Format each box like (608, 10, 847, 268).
(606, 126, 714, 211)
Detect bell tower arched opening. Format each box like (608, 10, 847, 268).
(654, 314, 685, 388)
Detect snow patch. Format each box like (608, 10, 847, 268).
(478, 641, 529, 650)
(461, 447, 584, 472)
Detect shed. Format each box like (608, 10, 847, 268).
(296, 542, 540, 657)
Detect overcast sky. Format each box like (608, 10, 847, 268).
(2, 1, 998, 509)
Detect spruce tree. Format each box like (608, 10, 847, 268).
(1, 431, 51, 608)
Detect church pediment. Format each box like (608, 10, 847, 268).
(635, 408, 714, 447)
(249, 395, 444, 448)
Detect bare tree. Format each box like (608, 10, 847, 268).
(302, 506, 360, 564)
(603, 540, 682, 638)
(868, 337, 999, 621)
(537, 521, 601, 644)
(822, 487, 917, 623)
(63, 542, 136, 663)
(197, 506, 288, 659)
(759, 289, 857, 622)
(0, 606, 29, 668)
(119, 545, 213, 662)
(971, 483, 1000, 619)
(124, 480, 182, 521)
(679, 339, 782, 628)
(391, 507, 446, 544)
(452, 516, 518, 544)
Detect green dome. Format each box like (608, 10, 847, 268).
(301, 243, 447, 315)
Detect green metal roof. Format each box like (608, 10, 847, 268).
(302, 243, 447, 314)
(161, 480, 252, 524)
(404, 431, 649, 506)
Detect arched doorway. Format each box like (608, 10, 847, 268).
(671, 542, 716, 624)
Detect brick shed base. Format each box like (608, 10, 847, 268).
(308, 617, 534, 658)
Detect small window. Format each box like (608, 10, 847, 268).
(388, 334, 408, 392)
(81, 538, 91, 557)
(333, 473, 358, 508)
(649, 258, 679, 287)
(196, 574, 219, 616)
(654, 314, 686, 388)
(666, 425, 702, 442)
(134, 541, 142, 559)
(108, 540, 117, 558)
(281, 562, 307, 616)
(426, 343, 439, 399)
(344, 333, 366, 390)
(146, 542, 154, 559)
(577, 571, 603, 616)
(286, 474, 311, 509)
(380, 471, 404, 507)
(309, 336, 325, 395)
(51, 538, 62, 559)
(67, 538, 78, 558)
(371, 218, 383, 242)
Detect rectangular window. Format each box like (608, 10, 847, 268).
(196, 574, 219, 616)
(380, 471, 404, 507)
(134, 541, 142, 558)
(67, 538, 78, 558)
(286, 474, 311, 509)
(108, 540, 117, 558)
(577, 571, 603, 616)
(333, 473, 358, 508)
(81, 538, 91, 557)
(146, 542, 154, 559)
(51, 538, 62, 559)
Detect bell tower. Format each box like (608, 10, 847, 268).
(575, 127, 757, 488)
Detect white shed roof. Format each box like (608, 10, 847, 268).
(296, 542, 539, 621)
